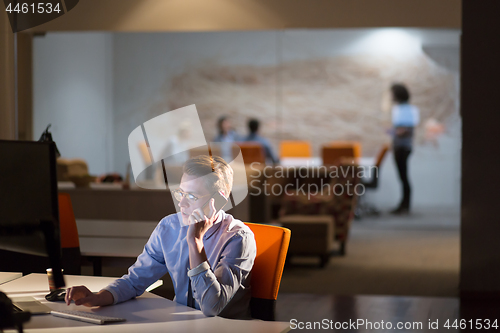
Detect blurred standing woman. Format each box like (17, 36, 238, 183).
(390, 83, 419, 215)
(213, 116, 240, 161)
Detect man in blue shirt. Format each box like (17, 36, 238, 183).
(245, 118, 279, 164)
(65, 155, 257, 319)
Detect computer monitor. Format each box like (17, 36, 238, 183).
(0, 140, 64, 289)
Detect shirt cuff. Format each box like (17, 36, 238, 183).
(187, 261, 210, 277)
(101, 287, 118, 305)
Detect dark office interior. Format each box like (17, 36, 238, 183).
(1, 1, 500, 331)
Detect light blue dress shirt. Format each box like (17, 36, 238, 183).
(392, 103, 420, 127)
(391, 103, 420, 148)
(103, 211, 256, 319)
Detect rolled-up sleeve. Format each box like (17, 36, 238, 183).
(188, 230, 256, 317)
(103, 223, 168, 304)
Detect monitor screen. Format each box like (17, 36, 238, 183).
(0, 140, 64, 288)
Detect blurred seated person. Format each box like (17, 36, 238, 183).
(213, 116, 240, 161)
(244, 118, 279, 165)
(65, 155, 257, 319)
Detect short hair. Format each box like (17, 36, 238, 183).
(391, 83, 410, 104)
(248, 119, 260, 134)
(183, 155, 233, 197)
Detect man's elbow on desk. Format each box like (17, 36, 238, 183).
(196, 286, 232, 317)
(199, 300, 226, 317)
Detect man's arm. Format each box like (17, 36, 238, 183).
(66, 220, 169, 307)
(188, 230, 255, 317)
(103, 222, 169, 304)
(187, 202, 256, 317)
(187, 200, 215, 270)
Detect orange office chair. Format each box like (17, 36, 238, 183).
(58, 193, 82, 275)
(356, 144, 390, 218)
(279, 141, 311, 158)
(322, 141, 362, 165)
(236, 142, 265, 165)
(244, 222, 291, 321)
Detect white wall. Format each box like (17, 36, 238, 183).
(33, 29, 461, 210)
(33, 33, 114, 175)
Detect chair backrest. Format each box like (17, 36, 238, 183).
(327, 141, 362, 157)
(237, 142, 265, 164)
(58, 193, 81, 274)
(58, 193, 79, 248)
(322, 146, 354, 165)
(375, 144, 390, 168)
(280, 141, 311, 158)
(244, 222, 291, 321)
(322, 141, 361, 166)
(363, 144, 390, 189)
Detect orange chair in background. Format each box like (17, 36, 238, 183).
(355, 144, 390, 218)
(322, 141, 362, 165)
(280, 141, 312, 158)
(244, 222, 291, 321)
(236, 143, 265, 165)
(58, 193, 81, 275)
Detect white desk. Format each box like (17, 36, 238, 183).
(1, 274, 290, 333)
(280, 157, 322, 167)
(0, 272, 22, 284)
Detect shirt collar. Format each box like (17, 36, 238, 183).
(203, 210, 224, 240)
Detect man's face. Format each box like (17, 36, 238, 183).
(177, 173, 212, 226)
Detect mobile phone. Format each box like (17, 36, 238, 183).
(202, 191, 228, 217)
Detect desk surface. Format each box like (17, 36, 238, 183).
(2, 274, 290, 333)
(0, 272, 22, 284)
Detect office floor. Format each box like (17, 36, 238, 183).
(274, 207, 462, 332)
(279, 207, 460, 297)
(275, 293, 460, 332)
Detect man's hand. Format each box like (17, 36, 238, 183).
(65, 286, 114, 307)
(187, 198, 217, 269)
(187, 198, 217, 243)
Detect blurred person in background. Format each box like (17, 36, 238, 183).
(213, 116, 240, 161)
(390, 83, 420, 215)
(244, 118, 279, 165)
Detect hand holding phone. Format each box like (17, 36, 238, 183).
(202, 191, 228, 217)
(187, 192, 228, 245)
(187, 191, 228, 226)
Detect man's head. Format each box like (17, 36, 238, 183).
(176, 155, 233, 225)
(248, 119, 260, 134)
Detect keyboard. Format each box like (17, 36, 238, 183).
(51, 310, 126, 325)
